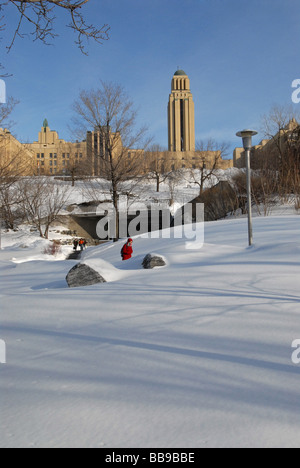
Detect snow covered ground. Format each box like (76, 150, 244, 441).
(0, 208, 299, 448)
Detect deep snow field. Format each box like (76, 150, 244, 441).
(0, 207, 300, 448)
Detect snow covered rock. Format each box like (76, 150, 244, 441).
(142, 253, 166, 269)
(66, 263, 106, 288)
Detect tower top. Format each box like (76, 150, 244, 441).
(43, 118, 49, 129)
(174, 69, 187, 76)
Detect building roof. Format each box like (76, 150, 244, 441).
(174, 69, 187, 76)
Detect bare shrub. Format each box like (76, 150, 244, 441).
(43, 240, 62, 257)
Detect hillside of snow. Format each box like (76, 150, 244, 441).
(0, 211, 299, 448)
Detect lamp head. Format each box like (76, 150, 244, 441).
(236, 129, 258, 150)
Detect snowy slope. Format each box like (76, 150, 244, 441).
(0, 214, 300, 448)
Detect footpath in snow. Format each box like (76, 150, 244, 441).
(0, 213, 300, 448)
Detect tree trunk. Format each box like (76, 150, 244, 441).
(156, 174, 160, 193)
(38, 225, 44, 238)
(112, 188, 119, 242)
(44, 224, 50, 239)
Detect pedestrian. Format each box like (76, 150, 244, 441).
(73, 239, 78, 251)
(79, 238, 84, 251)
(121, 238, 133, 261)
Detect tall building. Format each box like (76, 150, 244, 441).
(168, 70, 195, 152)
(28, 119, 87, 175)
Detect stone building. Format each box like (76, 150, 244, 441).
(28, 119, 87, 176)
(145, 148, 232, 174)
(0, 127, 34, 176)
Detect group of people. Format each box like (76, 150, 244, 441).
(73, 238, 87, 252)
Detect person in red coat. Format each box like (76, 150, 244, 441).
(121, 238, 133, 261)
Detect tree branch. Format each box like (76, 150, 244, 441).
(4, 0, 110, 55)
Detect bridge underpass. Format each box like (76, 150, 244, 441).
(62, 210, 175, 241)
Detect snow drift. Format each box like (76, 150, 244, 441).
(0, 214, 300, 448)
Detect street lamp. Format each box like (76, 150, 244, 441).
(236, 129, 258, 246)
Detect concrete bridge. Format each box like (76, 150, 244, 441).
(59, 209, 175, 241)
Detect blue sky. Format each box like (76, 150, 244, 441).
(1, 0, 300, 157)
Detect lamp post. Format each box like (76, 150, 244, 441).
(236, 129, 258, 246)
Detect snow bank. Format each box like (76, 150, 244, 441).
(0, 214, 300, 448)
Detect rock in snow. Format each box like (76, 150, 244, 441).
(66, 263, 106, 288)
(142, 253, 166, 269)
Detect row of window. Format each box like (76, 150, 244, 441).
(36, 153, 84, 159)
(37, 161, 57, 166)
(37, 168, 58, 174)
(37, 160, 80, 167)
(37, 167, 79, 175)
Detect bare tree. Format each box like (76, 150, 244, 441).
(18, 177, 70, 238)
(145, 145, 170, 192)
(232, 166, 280, 217)
(65, 153, 82, 187)
(0, 181, 25, 229)
(0, 148, 22, 230)
(0, 0, 110, 73)
(59, 141, 91, 186)
(167, 169, 182, 208)
(198, 180, 239, 221)
(261, 105, 299, 141)
(0, 98, 25, 229)
(259, 105, 300, 199)
(187, 139, 230, 196)
(0, 96, 19, 127)
(0, 118, 21, 231)
(73, 81, 150, 240)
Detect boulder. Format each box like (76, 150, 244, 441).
(66, 263, 106, 288)
(142, 253, 166, 269)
